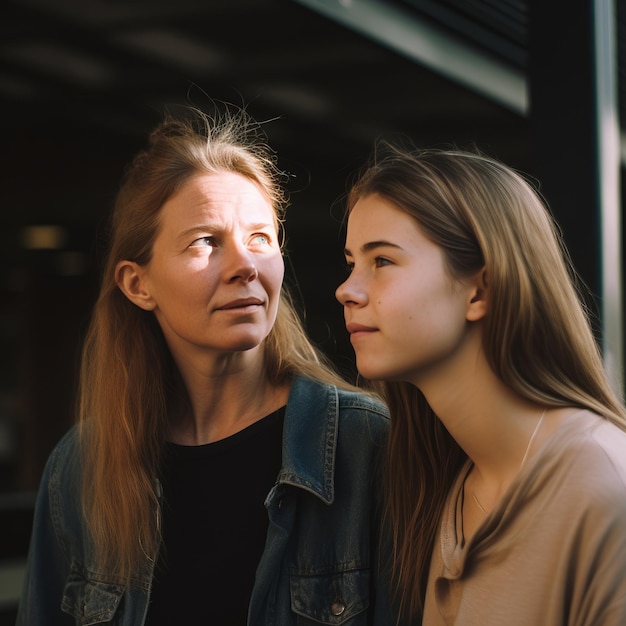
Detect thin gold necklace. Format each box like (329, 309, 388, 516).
(471, 408, 546, 516)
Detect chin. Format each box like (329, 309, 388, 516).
(212, 335, 263, 354)
(221, 325, 273, 351)
(355, 360, 386, 382)
(232, 337, 268, 352)
(356, 357, 407, 383)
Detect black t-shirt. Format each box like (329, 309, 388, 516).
(145, 407, 285, 625)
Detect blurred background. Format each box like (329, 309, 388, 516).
(1, 0, 625, 620)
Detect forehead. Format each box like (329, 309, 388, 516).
(161, 171, 276, 224)
(347, 193, 421, 242)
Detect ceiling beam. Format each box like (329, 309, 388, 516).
(291, 0, 528, 115)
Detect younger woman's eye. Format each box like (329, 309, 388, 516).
(375, 256, 392, 268)
(344, 261, 354, 274)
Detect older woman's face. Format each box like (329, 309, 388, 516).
(139, 171, 284, 363)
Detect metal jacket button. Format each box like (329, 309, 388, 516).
(331, 600, 346, 616)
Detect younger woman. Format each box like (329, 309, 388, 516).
(336, 144, 626, 625)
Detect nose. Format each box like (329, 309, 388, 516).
(226, 244, 258, 283)
(335, 274, 364, 307)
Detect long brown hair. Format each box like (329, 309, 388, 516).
(346, 142, 626, 619)
(78, 104, 355, 586)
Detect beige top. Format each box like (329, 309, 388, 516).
(423, 411, 626, 626)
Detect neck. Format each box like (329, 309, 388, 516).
(419, 356, 544, 485)
(169, 355, 289, 445)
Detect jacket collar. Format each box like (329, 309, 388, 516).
(277, 376, 338, 505)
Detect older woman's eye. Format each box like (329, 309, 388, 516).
(190, 236, 216, 247)
(250, 233, 270, 245)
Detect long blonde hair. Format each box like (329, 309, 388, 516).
(78, 104, 355, 586)
(346, 142, 626, 619)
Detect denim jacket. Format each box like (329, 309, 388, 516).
(17, 376, 407, 625)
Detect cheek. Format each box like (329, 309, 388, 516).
(377, 285, 414, 317)
(264, 254, 285, 293)
(159, 269, 208, 303)
(386, 281, 455, 331)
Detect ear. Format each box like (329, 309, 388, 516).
(466, 267, 488, 322)
(115, 260, 156, 311)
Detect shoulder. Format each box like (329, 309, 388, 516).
(589, 416, 626, 468)
(29, 426, 83, 551)
(584, 418, 626, 497)
(289, 375, 390, 436)
(563, 418, 626, 550)
(335, 386, 390, 432)
(49, 425, 80, 466)
(38, 426, 82, 495)
(335, 383, 388, 413)
(291, 375, 388, 414)
(543, 411, 626, 505)
(567, 412, 626, 480)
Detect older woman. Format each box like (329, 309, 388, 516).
(17, 105, 402, 626)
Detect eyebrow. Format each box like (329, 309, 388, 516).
(248, 222, 276, 231)
(343, 240, 403, 256)
(178, 222, 275, 239)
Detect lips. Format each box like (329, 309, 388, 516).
(217, 297, 264, 310)
(346, 322, 377, 334)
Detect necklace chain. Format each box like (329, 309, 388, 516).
(472, 491, 488, 515)
(471, 408, 546, 516)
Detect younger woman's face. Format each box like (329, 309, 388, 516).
(335, 193, 480, 386)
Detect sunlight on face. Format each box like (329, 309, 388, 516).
(143, 171, 284, 363)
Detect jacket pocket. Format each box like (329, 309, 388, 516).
(61, 569, 125, 625)
(290, 568, 369, 625)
